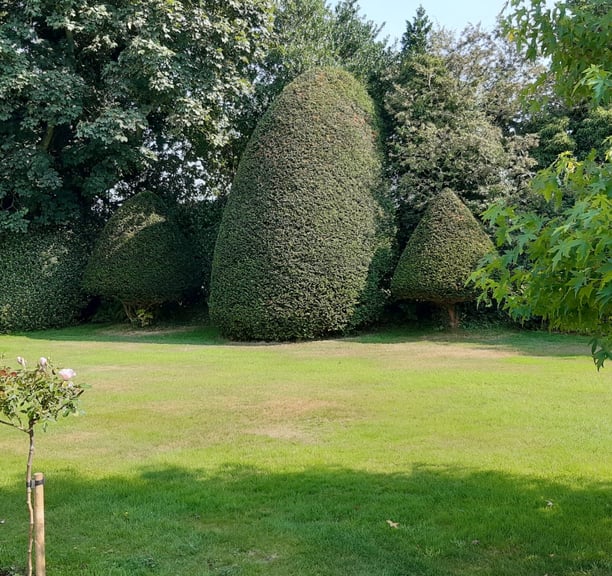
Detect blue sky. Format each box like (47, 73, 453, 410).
(334, 0, 510, 42)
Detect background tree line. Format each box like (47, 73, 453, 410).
(0, 0, 609, 353)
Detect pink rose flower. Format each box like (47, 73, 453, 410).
(58, 368, 77, 381)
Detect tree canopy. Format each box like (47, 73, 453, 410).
(385, 17, 535, 245)
(503, 0, 612, 105)
(0, 0, 273, 232)
(473, 0, 612, 368)
(83, 191, 200, 322)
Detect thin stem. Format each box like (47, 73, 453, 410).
(26, 428, 35, 576)
(0, 418, 27, 431)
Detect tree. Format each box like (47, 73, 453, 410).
(209, 68, 394, 341)
(472, 151, 611, 366)
(401, 4, 432, 56)
(391, 189, 494, 329)
(439, 24, 546, 135)
(503, 0, 612, 106)
(252, 0, 393, 114)
(1, 356, 85, 576)
(522, 103, 612, 169)
(472, 0, 612, 368)
(0, 0, 273, 232)
(82, 191, 200, 323)
(385, 16, 521, 246)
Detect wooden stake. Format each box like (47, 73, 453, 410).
(33, 473, 46, 576)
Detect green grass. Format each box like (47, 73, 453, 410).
(0, 324, 610, 575)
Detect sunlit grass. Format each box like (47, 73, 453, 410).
(1, 324, 610, 575)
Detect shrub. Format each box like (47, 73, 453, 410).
(82, 191, 200, 322)
(0, 228, 89, 332)
(391, 188, 494, 328)
(174, 196, 226, 299)
(209, 67, 395, 340)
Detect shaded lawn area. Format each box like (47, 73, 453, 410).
(0, 325, 610, 575)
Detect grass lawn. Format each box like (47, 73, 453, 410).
(0, 324, 610, 575)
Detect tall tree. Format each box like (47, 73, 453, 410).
(472, 0, 612, 368)
(385, 11, 532, 246)
(439, 24, 546, 134)
(255, 0, 392, 110)
(210, 68, 394, 341)
(213, 0, 393, 206)
(0, 0, 273, 232)
(401, 4, 432, 55)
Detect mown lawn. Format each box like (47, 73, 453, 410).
(0, 324, 610, 575)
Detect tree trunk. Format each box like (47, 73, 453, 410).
(26, 429, 35, 576)
(447, 304, 459, 330)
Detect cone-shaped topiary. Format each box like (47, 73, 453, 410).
(0, 228, 89, 332)
(209, 67, 395, 340)
(83, 191, 200, 322)
(391, 188, 494, 328)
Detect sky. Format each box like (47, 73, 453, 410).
(335, 0, 510, 42)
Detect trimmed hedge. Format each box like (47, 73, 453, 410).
(0, 228, 89, 332)
(391, 189, 494, 326)
(82, 191, 200, 317)
(209, 67, 394, 340)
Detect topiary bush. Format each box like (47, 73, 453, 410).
(0, 228, 90, 332)
(209, 67, 395, 341)
(82, 191, 201, 323)
(391, 188, 494, 329)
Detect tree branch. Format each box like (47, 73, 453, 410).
(41, 124, 55, 152)
(0, 418, 26, 432)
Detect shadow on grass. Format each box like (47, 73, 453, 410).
(17, 321, 595, 361)
(349, 325, 595, 359)
(1, 464, 610, 576)
(19, 323, 226, 346)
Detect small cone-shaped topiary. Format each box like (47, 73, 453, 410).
(83, 191, 200, 321)
(209, 67, 394, 340)
(391, 188, 494, 328)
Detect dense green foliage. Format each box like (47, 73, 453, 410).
(503, 0, 612, 105)
(392, 189, 494, 327)
(261, 0, 391, 104)
(2, 0, 607, 345)
(176, 196, 226, 299)
(471, 151, 612, 367)
(526, 105, 612, 168)
(475, 0, 612, 367)
(232, 0, 394, 171)
(0, 228, 89, 333)
(83, 191, 200, 320)
(0, 0, 273, 232)
(385, 19, 537, 245)
(209, 67, 394, 341)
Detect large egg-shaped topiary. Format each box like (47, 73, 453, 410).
(391, 188, 494, 328)
(209, 67, 394, 340)
(83, 191, 200, 320)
